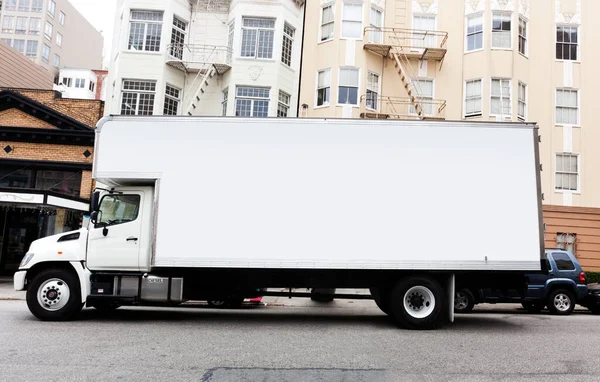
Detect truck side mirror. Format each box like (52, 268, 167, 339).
(90, 211, 98, 224)
(91, 191, 100, 212)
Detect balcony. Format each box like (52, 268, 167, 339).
(359, 95, 447, 120)
(165, 44, 232, 74)
(363, 27, 448, 62)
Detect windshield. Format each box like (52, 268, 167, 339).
(97, 194, 141, 226)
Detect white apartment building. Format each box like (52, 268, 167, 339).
(105, 0, 305, 118)
(0, 0, 103, 76)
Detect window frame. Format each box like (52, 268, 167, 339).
(2, 16, 16, 33)
(465, 12, 484, 53)
(120, 79, 157, 116)
(412, 14, 436, 48)
(234, 86, 271, 117)
(464, 78, 483, 118)
(28, 18, 41, 35)
(41, 43, 50, 63)
(96, 194, 141, 228)
(337, 67, 360, 106)
(518, 16, 528, 56)
(555, 88, 579, 126)
(518, 82, 527, 121)
(368, 6, 383, 44)
(491, 12, 512, 50)
(12, 39, 26, 54)
(277, 90, 291, 117)
(240, 17, 276, 60)
(56, 32, 62, 47)
(365, 71, 380, 111)
(163, 84, 181, 116)
(556, 24, 579, 62)
(25, 40, 38, 58)
(169, 15, 187, 59)
(31, 0, 42, 12)
(490, 78, 512, 118)
(281, 22, 295, 67)
(52, 53, 59, 68)
(409, 78, 435, 116)
(44, 21, 53, 41)
(222, 87, 229, 116)
(341, 2, 363, 40)
(315, 68, 331, 108)
(47, 0, 56, 17)
(15, 17, 28, 35)
(319, 3, 335, 42)
(4, 0, 17, 10)
(59, 11, 65, 26)
(127, 10, 164, 53)
(555, 153, 580, 193)
(19, 0, 31, 11)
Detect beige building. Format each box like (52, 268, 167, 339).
(299, 0, 600, 269)
(0, 0, 103, 76)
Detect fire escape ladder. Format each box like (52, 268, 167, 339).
(391, 48, 423, 119)
(185, 63, 217, 116)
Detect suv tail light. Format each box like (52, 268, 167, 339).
(579, 272, 587, 284)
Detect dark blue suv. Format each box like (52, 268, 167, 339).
(455, 249, 588, 315)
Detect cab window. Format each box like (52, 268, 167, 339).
(97, 194, 140, 227)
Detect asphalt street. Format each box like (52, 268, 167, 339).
(0, 300, 598, 382)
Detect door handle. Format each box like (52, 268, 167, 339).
(126, 237, 138, 242)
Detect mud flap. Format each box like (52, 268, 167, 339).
(448, 273, 455, 323)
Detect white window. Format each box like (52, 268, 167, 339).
(53, 53, 59, 68)
(4, 0, 17, 10)
(59, 11, 65, 26)
(13, 39, 25, 54)
(556, 25, 578, 61)
(227, 22, 234, 63)
(465, 79, 482, 117)
(26, 40, 38, 58)
(163, 84, 180, 115)
(410, 79, 434, 115)
(222, 87, 228, 116)
(491, 79, 511, 116)
(341, 3, 362, 39)
(518, 17, 527, 55)
(19, 0, 30, 11)
(61, 77, 72, 87)
(320, 4, 334, 41)
(75, 78, 85, 88)
(277, 91, 291, 117)
(413, 15, 436, 48)
(492, 13, 511, 49)
(31, 0, 42, 12)
(169, 16, 187, 59)
(89, 81, 95, 92)
(338, 67, 359, 105)
(2, 16, 15, 33)
(121, 79, 156, 115)
(128, 10, 163, 52)
(235, 86, 270, 117)
(44, 22, 52, 40)
(47, 0, 56, 17)
(41, 43, 50, 63)
(518, 82, 526, 121)
(369, 7, 383, 43)
(366, 72, 380, 110)
(557, 233, 576, 254)
(16, 17, 28, 34)
(281, 23, 295, 67)
(556, 89, 578, 125)
(466, 14, 483, 51)
(316, 69, 331, 107)
(56, 32, 62, 47)
(240, 17, 275, 59)
(555, 153, 578, 191)
(29, 18, 41, 35)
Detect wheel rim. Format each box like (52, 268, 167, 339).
(455, 292, 468, 310)
(553, 294, 571, 312)
(37, 278, 70, 311)
(404, 286, 435, 319)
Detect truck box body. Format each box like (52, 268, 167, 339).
(93, 117, 543, 271)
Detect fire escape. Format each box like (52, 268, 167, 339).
(361, 27, 448, 120)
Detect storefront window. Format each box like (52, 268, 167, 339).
(35, 170, 81, 197)
(0, 168, 33, 188)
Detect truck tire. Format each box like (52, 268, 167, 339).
(547, 289, 575, 315)
(369, 287, 391, 316)
(521, 302, 544, 313)
(454, 288, 475, 314)
(389, 276, 445, 330)
(26, 268, 82, 321)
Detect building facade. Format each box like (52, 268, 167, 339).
(298, 0, 600, 270)
(54, 68, 108, 101)
(0, 88, 103, 274)
(0, 0, 103, 76)
(105, 0, 305, 118)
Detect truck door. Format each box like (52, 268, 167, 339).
(86, 192, 144, 271)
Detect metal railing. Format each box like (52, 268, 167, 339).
(360, 95, 447, 120)
(166, 44, 232, 73)
(363, 27, 448, 50)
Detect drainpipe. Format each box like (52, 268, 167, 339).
(296, 1, 307, 117)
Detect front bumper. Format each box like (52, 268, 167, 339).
(13, 271, 26, 291)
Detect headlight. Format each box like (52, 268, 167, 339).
(20, 253, 34, 268)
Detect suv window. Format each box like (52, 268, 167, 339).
(98, 194, 141, 226)
(551, 252, 575, 271)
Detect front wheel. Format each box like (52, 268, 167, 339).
(26, 268, 82, 321)
(547, 289, 575, 315)
(390, 276, 445, 330)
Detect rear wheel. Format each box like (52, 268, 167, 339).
(389, 276, 445, 330)
(26, 268, 82, 321)
(454, 288, 475, 314)
(547, 289, 575, 315)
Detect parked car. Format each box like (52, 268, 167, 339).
(454, 249, 588, 315)
(582, 283, 600, 315)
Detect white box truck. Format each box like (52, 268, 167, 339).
(14, 116, 544, 329)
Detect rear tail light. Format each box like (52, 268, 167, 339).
(579, 272, 587, 284)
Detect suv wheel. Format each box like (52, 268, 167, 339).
(547, 289, 575, 315)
